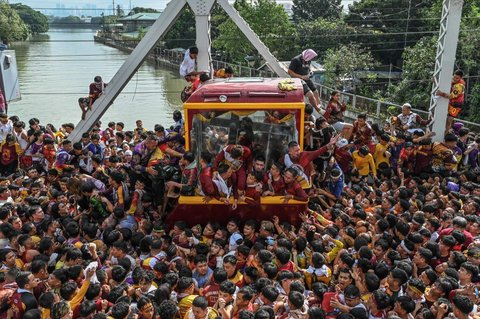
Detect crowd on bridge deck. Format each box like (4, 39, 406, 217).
(0, 46, 478, 319)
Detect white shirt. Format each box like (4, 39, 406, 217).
(0, 120, 13, 143)
(179, 49, 196, 78)
(14, 129, 29, 150)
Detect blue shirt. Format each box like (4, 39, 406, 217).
(327, 164, 344, 199)
(193, 267, 213, 288)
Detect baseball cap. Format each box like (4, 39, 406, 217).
(124, 150, 133, 156)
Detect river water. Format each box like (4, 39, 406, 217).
(10, 28, 185, 130)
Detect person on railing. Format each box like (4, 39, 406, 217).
(395, 103, 430, 134)
(436, 69, 465, 134)
(288, 49, 322, 113)
(324, 91, 353, 140)
(179, 47, 205, 82)
(214, 66, 234, 79)
(352, 113, 375, 154)
(89, 76, 107, 108)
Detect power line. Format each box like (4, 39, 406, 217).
(20, 30, 441, 42)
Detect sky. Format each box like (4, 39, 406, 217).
(11, 0, 355, 12)
(11, 0, 171, 11)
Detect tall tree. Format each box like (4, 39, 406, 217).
(296, 18, 358, 59)
(162, 6, 195, 49)
(292, 0, 343, 21)
(214, 0, 296, 63)
(11, 4, 48, 34)
(391, 36, 436, 110)
(323, 43, 379, 90)
(128, 7, 159, 15)
(0, 1, 29, 41)
(345, 0, 436, 66)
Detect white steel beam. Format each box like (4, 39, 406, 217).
(429, 0, 464, 142)
(68, 0, 188, 143)
(187, 0, 216, 74)
(216, 0, 289, 77)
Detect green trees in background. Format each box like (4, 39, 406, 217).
(0, 1, 29, 41)
(213, 0, 296, 62)
(0, 1, 48, 41)
(292, 0, 343, 21)
(11, 4, 49, 34)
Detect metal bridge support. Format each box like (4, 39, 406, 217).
(187, 0, 216, 73)
(68, 0, 288, 143)
(428, 0, 464, 142)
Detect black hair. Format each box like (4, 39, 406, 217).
(192, 296, 208, 309)
(16, 271, 31, 289)
(111, 302, 130, 319)
(220, 280, 236, 295)
(452, 294, 474, 315)
(111, 265, 128, 283)
(288, 291, 304, 309)
(212, 268, 227, 284)
(60, 281, 78, 301)
(157, 300, 177, 319)
(80, 300, 97, 318)
(261, 286, 279, 303)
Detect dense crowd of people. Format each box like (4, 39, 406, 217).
(0, 67, 479, 319)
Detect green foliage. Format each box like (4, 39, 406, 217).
(391, 36, 436, 109)
(468, 83, 480, 123)
(296, 18, 358, 59)
(128, 7, 159, 15)
(51, 15, 85, 25)
(163, 6, 195, 49)
(0, 2, 29, 41)
(345, 0, 436, 65)
(292, 0, 343, 21)
(213, 0, 296, 63)
(323, 43, 379, 89)
(11, 4, 48, 34)
(137, 26, 147, 40)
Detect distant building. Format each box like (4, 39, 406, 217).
(118, 12, 162, 33)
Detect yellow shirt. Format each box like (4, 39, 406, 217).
(373, 143, 390, 168)
(178, 294, 198, 319)
(228, 271, 243, 285)
(184, 307, 219, 319)
(352, 151, 377, 176)
(69, 279, 90, 310)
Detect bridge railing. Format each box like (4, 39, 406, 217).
(95, 34, 480, 131)
(313, 82, 480, 131)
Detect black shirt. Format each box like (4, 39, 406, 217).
(288, 54, 311, 76)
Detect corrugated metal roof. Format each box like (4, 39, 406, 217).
(118, 12, 162, 21)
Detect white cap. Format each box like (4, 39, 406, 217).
(124, 150, 133, 156)
(336, 138, 349, 148)
(403, 103, 412, 108)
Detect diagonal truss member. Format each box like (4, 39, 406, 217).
(428, 0, 463, 142)
(68, 0, 289, 143)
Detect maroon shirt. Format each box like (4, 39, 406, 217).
(203, 283, 220, 307)
(281, 146, 329, 178)
(285, 180, 308, 201)
(199, 166, 216, 197)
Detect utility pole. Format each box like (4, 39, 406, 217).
(112, 0, 115, 16)
(428, 0, 464, 142)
